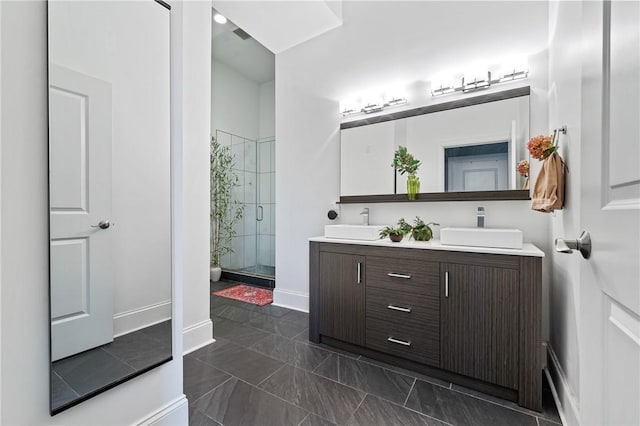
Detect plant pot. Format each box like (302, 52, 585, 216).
(407, 175, 420, 200)
(389, 232, 404, 243)
(210, 266, 222, 282)
(412, 229, 433, 242)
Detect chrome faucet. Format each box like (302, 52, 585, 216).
(360, 208, 370, 226)
(477, 207, 485, 228)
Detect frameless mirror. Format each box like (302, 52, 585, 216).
(340, 89, 530, 201)
(48, 0, 172, 414)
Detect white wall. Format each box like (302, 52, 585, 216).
(211, 58, 260, 139)
(0, 0, 212, 423)
(546, 1, 584, 424)
(182, 1, 214, 355)
(49, 1, 172, 335)
(274, 1, 551, 336)
(259, 80, 276, 138)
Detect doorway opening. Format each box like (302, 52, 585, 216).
(211, 10, 275, 287)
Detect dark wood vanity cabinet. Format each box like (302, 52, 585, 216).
(317, 251, 366, 346)
(310, 241, 542, 412)
(365, 256, 441, 366)
(440, 263, 519, 390)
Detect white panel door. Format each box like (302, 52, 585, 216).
(50, 64, 113, 361)
(578, 2, 640, 424)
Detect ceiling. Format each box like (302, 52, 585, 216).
(212, 12, 275, 84)
(212, 1, 343, 54)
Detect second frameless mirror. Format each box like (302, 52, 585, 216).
(48, 0, 172, 414)
(340, 92, 530, 197)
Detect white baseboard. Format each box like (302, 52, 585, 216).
(136, 395, 188, 426)
(113, 300, 172, 337)
(547, 344, 580, 425)
(183, 319, 213, 355)
(273, 288, 308, 312)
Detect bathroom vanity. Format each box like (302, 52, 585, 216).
(309, 237, 544, 411)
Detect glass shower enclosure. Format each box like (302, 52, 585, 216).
(216, 130, 275, 279)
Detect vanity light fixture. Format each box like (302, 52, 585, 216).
(340, 91, 407, 117)
(431, 64, 528, 97)
(463, 72, 492, 92)
(214, 13, 228, 24)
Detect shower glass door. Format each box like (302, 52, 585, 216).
(257, 136, 275, 277)
(217, 130, 275, 279)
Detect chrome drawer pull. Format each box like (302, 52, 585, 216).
(387, 273, 411, 279)
(387, 304, 411, 313)
(387, 337, 411, 347)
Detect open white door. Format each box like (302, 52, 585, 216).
(574, 2, 640, 424)
(49, 64, 113, 361)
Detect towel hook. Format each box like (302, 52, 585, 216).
(554, 125, 567, 134)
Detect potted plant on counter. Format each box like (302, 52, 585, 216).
(210, 136, 244, 282)
(392, 146, 422, 200)
(379, 218, 412, 242)
(410, 216, 439, 241)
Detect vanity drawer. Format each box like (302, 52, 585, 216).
(366, 317, 440, 366)
(365, 286, 440, 366)
(366, 256, 439, 295)
(366, 286, 439, 324)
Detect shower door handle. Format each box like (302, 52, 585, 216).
(257, 205, 264, 221)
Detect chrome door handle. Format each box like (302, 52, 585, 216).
(91, 220, 111, 230)
(387, 337, 411, 347)
(357, 262, 362, 284)
(387, 304, 411, 313)
(387, 273, 411, 279)
(555, 231, 591, 259)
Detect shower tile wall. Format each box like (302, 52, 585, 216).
(218, 131, 257, 271)
(258, 138, 275, 268)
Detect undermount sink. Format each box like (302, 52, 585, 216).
(440, 227, 523, 249)
(324, 224, 387, 241)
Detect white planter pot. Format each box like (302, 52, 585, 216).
(210, 266, 222, 282)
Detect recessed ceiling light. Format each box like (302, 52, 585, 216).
(214, 13, 227, 24)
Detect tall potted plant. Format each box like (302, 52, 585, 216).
(392, 146, 421, 200)
(210, 136, 244, 282)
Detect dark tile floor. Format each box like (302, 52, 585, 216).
(52, 320, 172, 411)
(185, 281, 562, 426)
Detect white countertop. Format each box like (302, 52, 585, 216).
(309, 236, 545, 257)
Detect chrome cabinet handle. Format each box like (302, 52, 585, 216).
(91, 220, 111, 230)
(257, 205, 264, 221)
(357, 262, 362, 284)
(387, 273, 411, 279)
(387, 304, 411, 313)
(445, 271, 449, 298)
(387, 337, 411, 347)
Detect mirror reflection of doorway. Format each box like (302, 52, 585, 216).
(48, 0, 173, 414)
(445, 142, 509, 192)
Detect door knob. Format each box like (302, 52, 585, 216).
(555, 230, 591, 259)
(91, 220, 111, 230)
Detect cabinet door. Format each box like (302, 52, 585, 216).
(441, 263, 519, 389)
(318, 252, 365, 346)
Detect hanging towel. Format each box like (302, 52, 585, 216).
(531, 152, 566, 212)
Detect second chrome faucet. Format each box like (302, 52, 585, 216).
(477, 206, 485, 228)
(360, 208, 370, 226)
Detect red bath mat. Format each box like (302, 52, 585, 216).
(212, 284, 273, 306)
